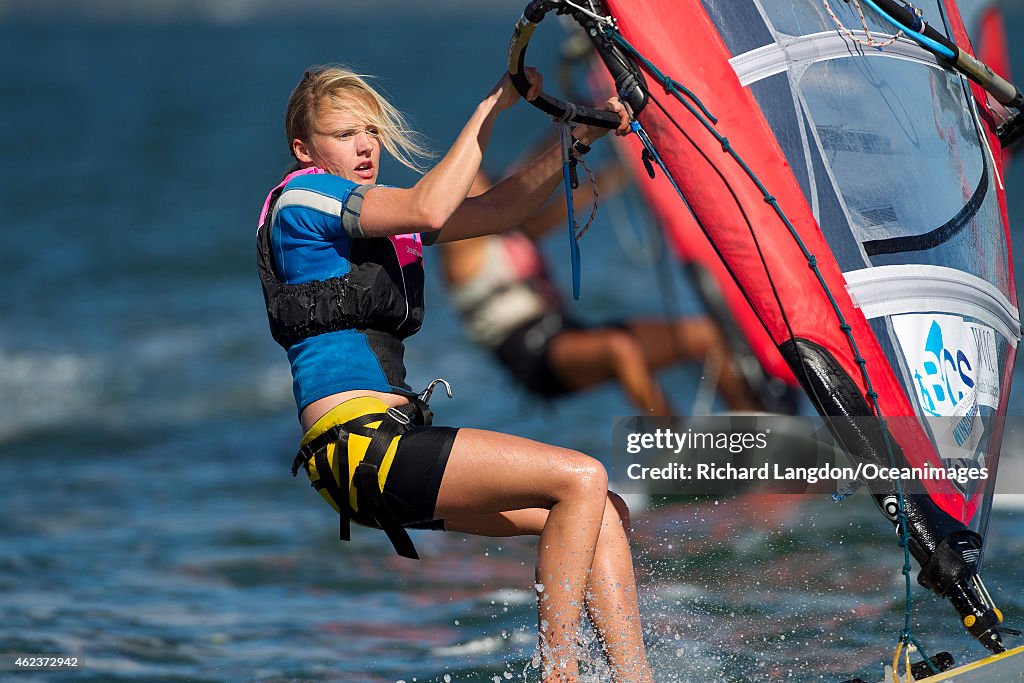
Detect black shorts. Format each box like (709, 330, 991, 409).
(493, 313, 577, 398)
(380, 424, 457, 530)
(492, 313, 629, 398)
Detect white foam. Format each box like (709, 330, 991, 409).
(0, 348, 104, 442)
(481, 588, 534, 606)
(433, 629, 534, 658)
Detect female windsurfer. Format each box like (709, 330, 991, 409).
(440, 165, 762, 416)
(257, 65, 653, 682)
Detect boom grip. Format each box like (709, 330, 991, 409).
(508, 0, 647, 129)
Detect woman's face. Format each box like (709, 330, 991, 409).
(297, 98, 381, 184)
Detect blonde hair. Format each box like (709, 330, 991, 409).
(285, 65, 433, 173)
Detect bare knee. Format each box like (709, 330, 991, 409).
(559, 451, 609, 501)
(675, 318, 722, 357)
(604, 329, 645, 367)
(606, 491, 632, 540)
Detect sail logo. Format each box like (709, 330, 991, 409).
(917, 319, 975, 416)
(892, 315, 1000, 421)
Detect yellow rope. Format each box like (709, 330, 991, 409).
(891, 640, 918, 683)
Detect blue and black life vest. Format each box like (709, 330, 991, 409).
(256, 185, 426, 388)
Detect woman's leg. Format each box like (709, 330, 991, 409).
(433, 429, 644, 681)
(545, 328, 672, 415)
(583, 494, 650, 681)
(544, 316, 759, 414)
(626, 317, 760, 411)
(446, 494, 652, 682)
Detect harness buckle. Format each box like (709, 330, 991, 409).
(386, 407, 413, 426)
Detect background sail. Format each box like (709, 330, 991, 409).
(960, 0, 1011, 83)
(960, 0, 1014, 166)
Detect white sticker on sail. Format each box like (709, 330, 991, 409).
(892, 314, 1000, 418)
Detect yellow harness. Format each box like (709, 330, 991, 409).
(291, 396, 427, 559)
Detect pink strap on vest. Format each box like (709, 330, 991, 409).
(257, 166, 324, 227)
(390, 232, 423, 267)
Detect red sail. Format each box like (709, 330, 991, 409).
(601, 0, 1017, 525)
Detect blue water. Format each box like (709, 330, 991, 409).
(1, 6, 1023, 682)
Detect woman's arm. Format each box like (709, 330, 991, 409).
(357, 73, 539, 238)
(427, 98, 629, 244)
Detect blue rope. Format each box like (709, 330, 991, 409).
(832, 480, 863, 502)
(859, 0, 956, 60)
(563, 160, 582, 300)
(630, 121, 699, 220)
(607, 27, 932, 666)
